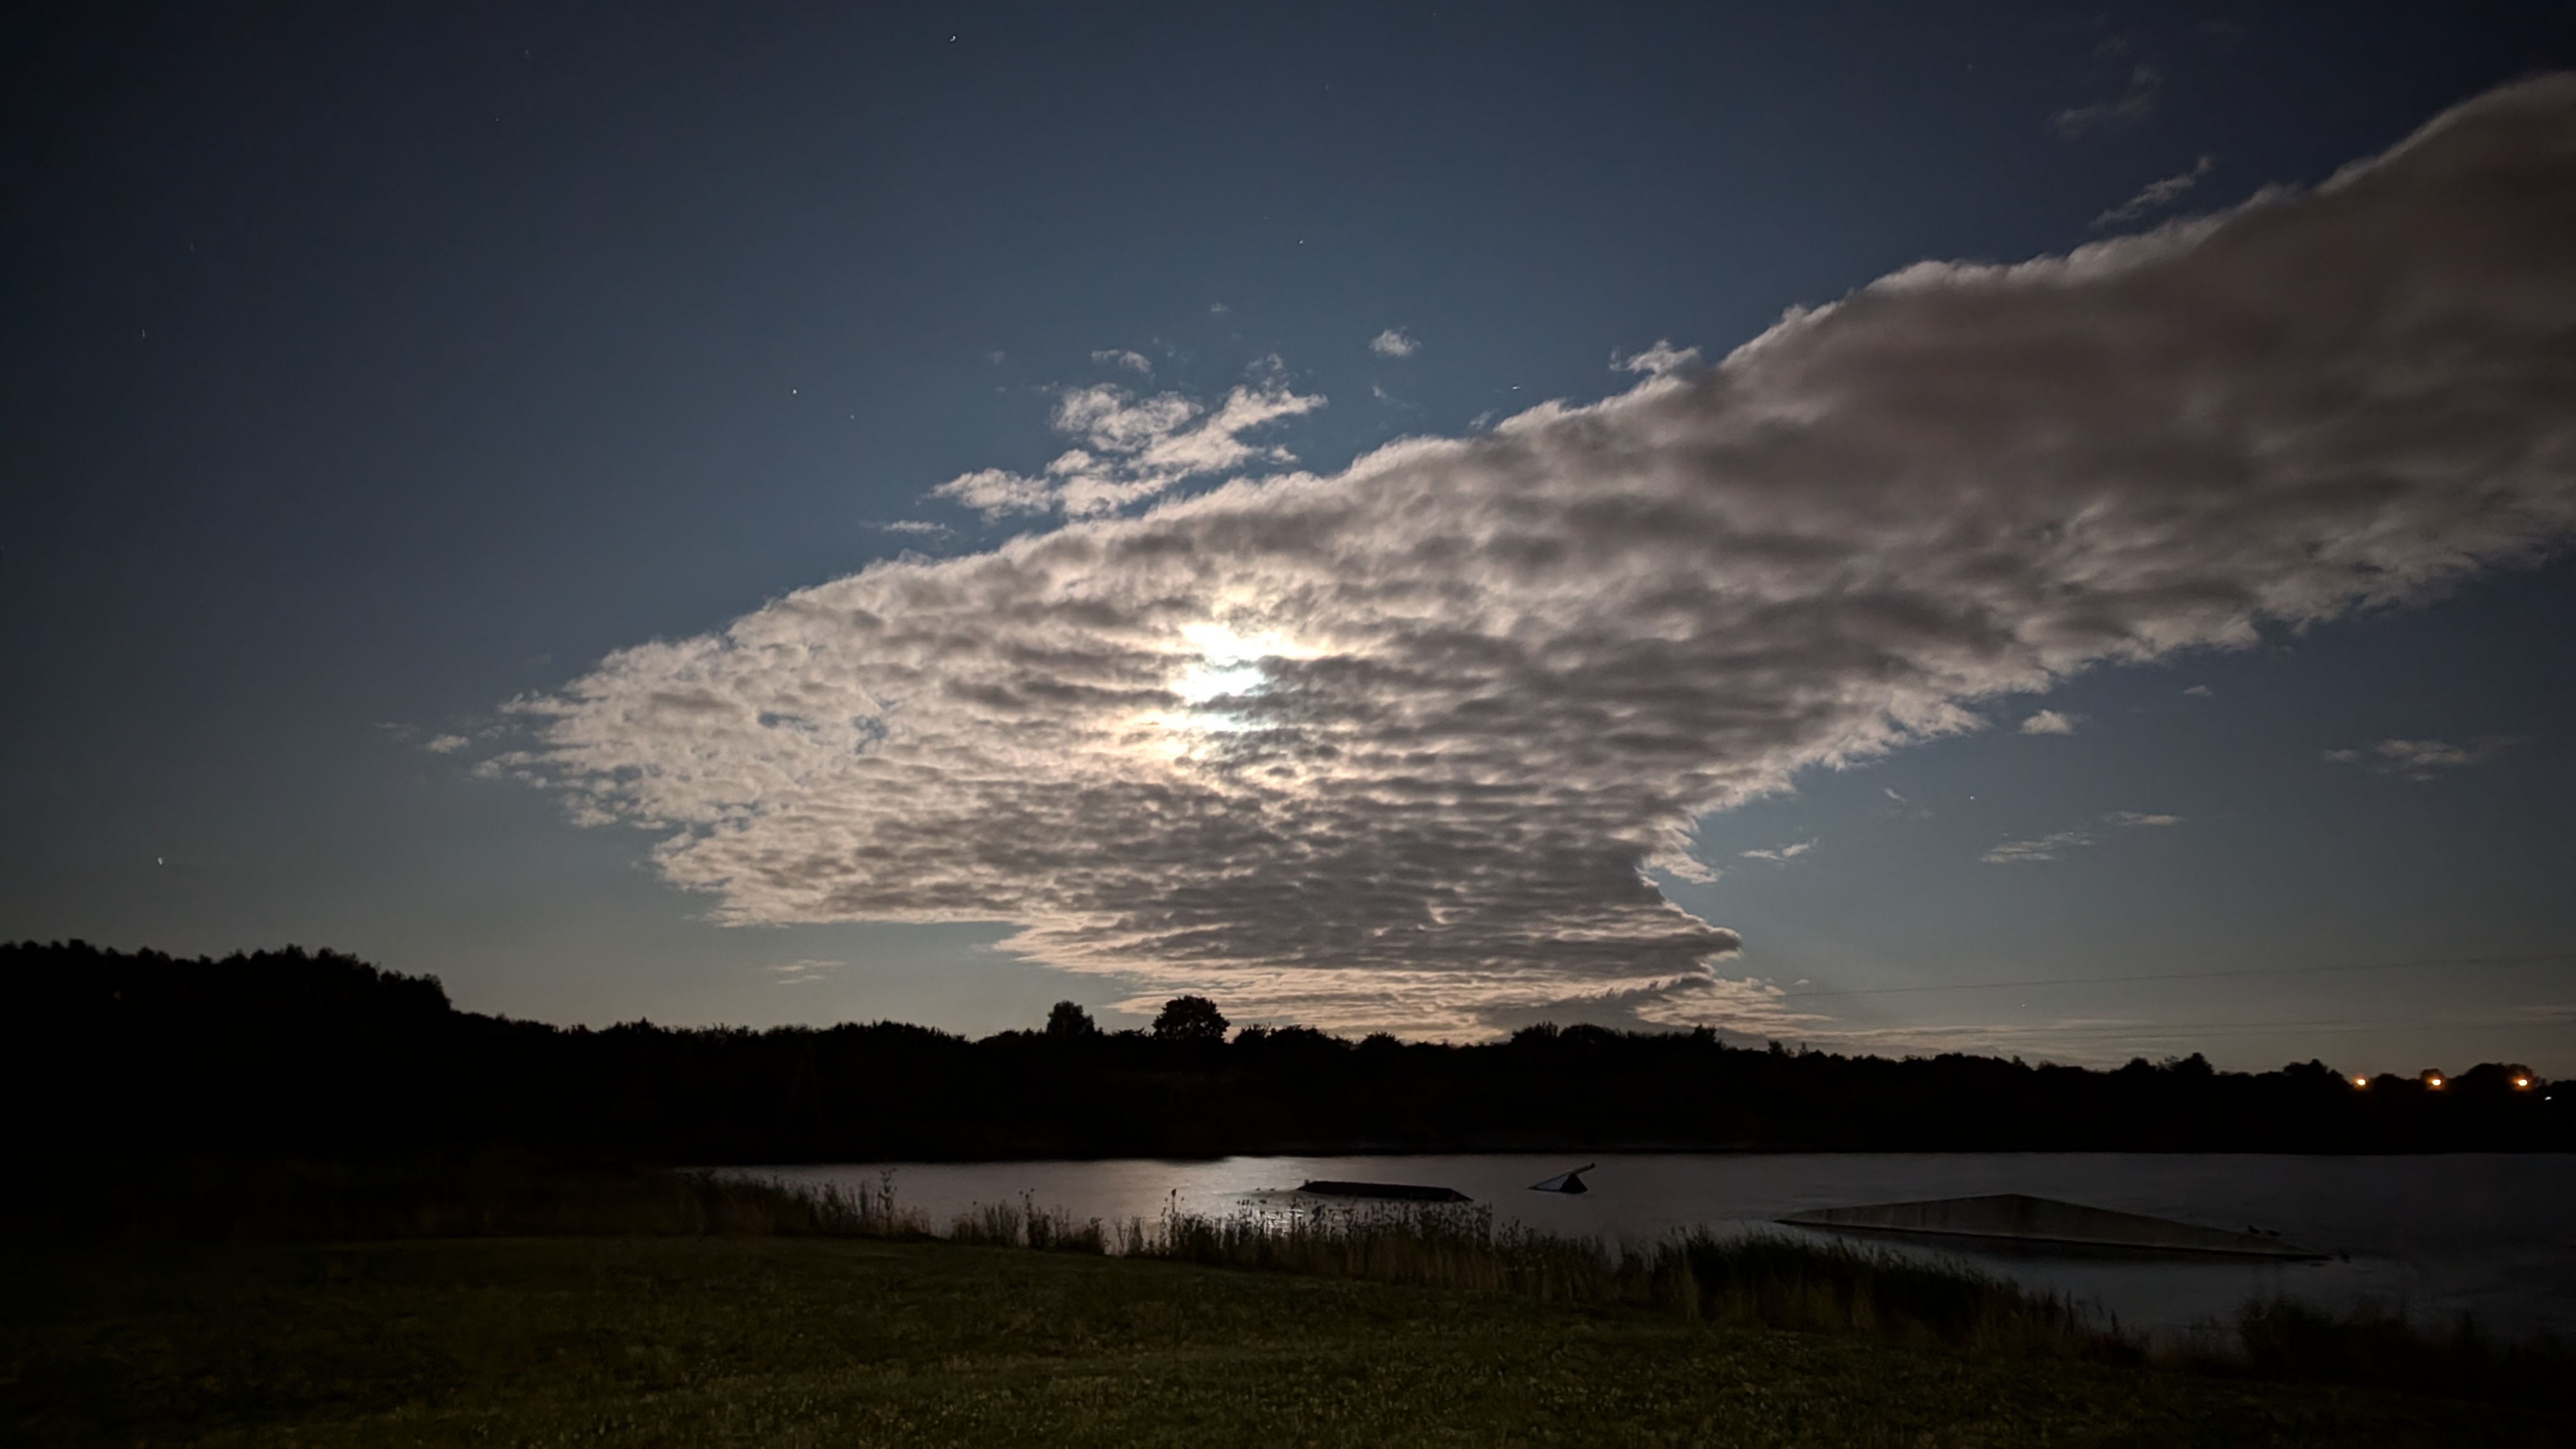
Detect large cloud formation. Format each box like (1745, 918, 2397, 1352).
(512, 79, 2576, 1037)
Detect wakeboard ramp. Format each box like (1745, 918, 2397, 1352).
(1777, 1192, 2325, 1260)
(1527, 1164, 1596, 1194)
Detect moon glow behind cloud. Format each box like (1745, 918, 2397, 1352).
(512, 79, 2576, 1038)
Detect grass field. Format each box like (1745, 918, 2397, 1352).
(3, 1234, 2557, 1446)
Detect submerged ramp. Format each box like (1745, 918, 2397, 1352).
(1295, 1179, 1471, 1203)
(1778, 1193, 2326, 1260)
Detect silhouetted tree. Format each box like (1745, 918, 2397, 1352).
(1151, 995, 1228, 1041)
(6, 940, 2567, 1163)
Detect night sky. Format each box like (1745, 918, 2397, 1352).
(6, 3, 2573, 1073)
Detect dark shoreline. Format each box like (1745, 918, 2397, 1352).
(13, 940, 2568, 1168)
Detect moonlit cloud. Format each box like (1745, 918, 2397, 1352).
(1369, 328, 1419, 358)
(2326, 737, 2496, 781)
(1880, 786, 1931, 819)
(1614, 341, 1699, 376)
(1984, 811, 2180, 864)
(514, 79, 2576, 1038)
(2095, 155, 2216, 227)
(2020, 710, 2082, 735)
(1823, 1015, 2149, 1059)
(932, 367, 1324, 518)
(1982, 829, 2094, 865)
(928, 468, 1054, 516)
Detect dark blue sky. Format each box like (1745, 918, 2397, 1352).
(6, 3, 2572, 1071)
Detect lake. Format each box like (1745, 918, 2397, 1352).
(749, 1153, 2576, 1342)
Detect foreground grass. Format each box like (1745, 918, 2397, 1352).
(3, 1236, 2556, 1447)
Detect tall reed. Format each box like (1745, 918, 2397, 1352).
(1126, 1199, 2105, 1354)
(943, 1190, 1108, 1253)
(686, 1170, 928, 1238)
(42, 1158, 2567, 1404)
(2163, 1298, 2572, 1406)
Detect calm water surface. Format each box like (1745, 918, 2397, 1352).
(753, 1153, 2576, 1342)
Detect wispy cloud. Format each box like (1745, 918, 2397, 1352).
(870, 519, 953, 537)
(765, 958, 843, 986)
(1981, 829, 2095, 865)
(1740, 838, 1818, 864)
(383, 722, 475, 755)
(1091, 348, 1153, 374)
(2184, 684, 2213, 698)
(1369, 328, 1419, 358)
(932, 362, 1324, 518)
(1875, 786, 1933, 820)
(1816, 1016, 2153, 1065)
(1613, 340, 1699, 376)
(1986, 810, 2181, 864)
(2052, 64, 2162, 138)
(512, 80, 2576, 1038)
(2324, 737, 2497, 782)
(2020, 709, 2082, 736)
(1471, 972, 1830, 1041)
(931, 468, 1056, 516)
(2094, 155, 2216, 227)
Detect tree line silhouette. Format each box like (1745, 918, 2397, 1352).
(10, 940, 2564, 1164)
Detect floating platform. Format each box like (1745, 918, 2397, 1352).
(1777, 1192, 2326, 1261)
(1294, 1179, 1472, 1202)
